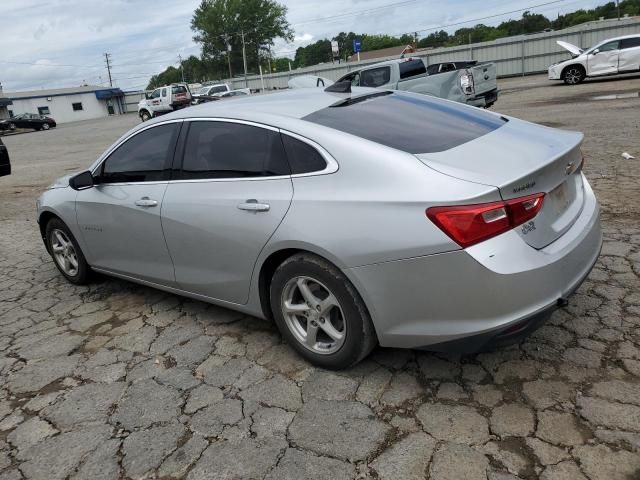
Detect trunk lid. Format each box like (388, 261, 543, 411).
(469, 63, 497, 95)
(557, 40, 583, 57)
(416, 119, 586, 249)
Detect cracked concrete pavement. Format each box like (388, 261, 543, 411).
(0, 74, 639, 479)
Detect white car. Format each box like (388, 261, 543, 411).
(548, 34, 640, 85)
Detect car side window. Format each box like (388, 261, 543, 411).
(598, 41, 619, 52)
(150, 90, 160, 99)
(99, 123, 179, 183)
(281, 134, 327, 174)
(620, 37, 640, 49)
(399, 59, 427, 79)
(161, 88, 167, 98)
(180, 121, 290, 179)
(360, 67, 391, 87)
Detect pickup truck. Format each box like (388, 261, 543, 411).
(138, 83, 192, 121)
(337, 57, 498, 108)
(192, 83, 231, 104)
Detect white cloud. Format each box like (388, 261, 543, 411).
(1, 0, 603, 91)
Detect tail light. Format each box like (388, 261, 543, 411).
(460, 73, 474, 94)
(426, 193, 545, 248)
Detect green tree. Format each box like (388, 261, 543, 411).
(191, 0, 293, 76)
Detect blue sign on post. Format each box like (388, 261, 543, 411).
(352, 39, 362, 53)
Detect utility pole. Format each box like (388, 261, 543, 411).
(616, 0, 620, 20)
(241, 29, 248, 88)
(178, 54, 185, 82)
(223, 34, 233, 80)
(104, 53, 113, 87)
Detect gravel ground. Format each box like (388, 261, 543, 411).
(0, 74, 639, 480)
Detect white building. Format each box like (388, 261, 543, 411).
(0, 84, 12, 120)
(5, 85, 125, 124)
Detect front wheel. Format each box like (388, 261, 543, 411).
(140, 110, 151, 122)
(7, 123, 16, 131)
(46, 218, 91, 284)
(41, 123, 50, 130)
(270, 253, 377, 369)
(563, 66, 585, 85)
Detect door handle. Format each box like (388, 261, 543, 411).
(237, 199, 270, 212)
(135, 197, 158, 207)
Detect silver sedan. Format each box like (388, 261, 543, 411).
(36, 86, 602, 369)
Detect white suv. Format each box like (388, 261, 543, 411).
(138, 83, 192, 121)
(549, 34, 640, 85)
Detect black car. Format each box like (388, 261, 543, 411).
(0, 113, 57, 131)
(0, 138, 10, 176)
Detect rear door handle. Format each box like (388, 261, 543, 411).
(135, 197, 158, 207)
(237, 199, 270, 212)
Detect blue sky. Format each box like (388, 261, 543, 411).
(0, 0, 602, 92)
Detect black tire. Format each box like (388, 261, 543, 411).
(140, 110, 151, 122)
(562, 65, 585, 85)
(45, 218, 91, 285)
(8, 123, 15, 131)
(270, 253, 377, 369)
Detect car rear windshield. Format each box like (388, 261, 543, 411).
(303, 93, 506, 154)
(172, 85, 188, 94)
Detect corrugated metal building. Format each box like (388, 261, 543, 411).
(5, 86, 125, 124)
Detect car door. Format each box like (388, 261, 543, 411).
(148, 88, 162, 109)
(618, 36, 640, 72)
(75, 121, 181, 285)
(588, 40, 620, 76)
(161, 119, 293, 304)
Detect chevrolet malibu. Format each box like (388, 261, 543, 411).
(37, 86, 602, 369)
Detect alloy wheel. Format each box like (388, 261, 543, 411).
(281, 276, 346, 355)
(42, 123, 50, 130)
(51, 229, 79, 276)
(565, 68, 583, 85)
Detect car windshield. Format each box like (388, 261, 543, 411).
(196, 87, 209, 95)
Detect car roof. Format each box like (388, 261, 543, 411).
(601, 33, 640, 42)
(148, 87, 381, 127)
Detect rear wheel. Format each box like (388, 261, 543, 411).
(270, 253, 377, 369)
(563, 66, 585, 85)
(46, 218, 91, 284)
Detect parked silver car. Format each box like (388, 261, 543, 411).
(37, 87, 602, 369)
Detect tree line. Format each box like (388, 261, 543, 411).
(146, 0, 640, 89)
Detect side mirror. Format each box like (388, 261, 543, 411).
(592, 48, 600, 55)
(69, 171, 94, 190)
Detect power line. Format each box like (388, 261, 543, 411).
(0, 60, 101, 68)
(292, 0, 422, 27)
(397, 0, 570, 36)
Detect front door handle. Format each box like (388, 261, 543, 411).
(135, 197, 158, 207)
(237, 199, 270, 212)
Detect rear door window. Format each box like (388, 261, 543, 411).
(281, 135, 327, 174)
(360, 67, 391, 87)
(620, 37, 640, 49)
(303, 92, 506, 154)
(180, 121, 290, 179)
(399, 59, 427, 79)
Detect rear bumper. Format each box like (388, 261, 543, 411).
(468, 88, 499, 107)
(346, 178, 601, 350)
